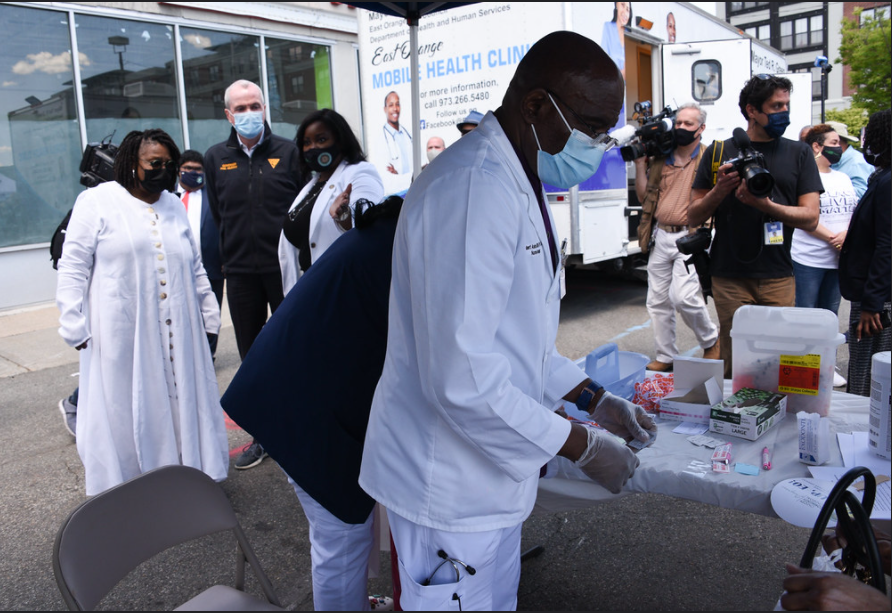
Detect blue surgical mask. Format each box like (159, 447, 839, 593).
(762, 110, 790, 139)
(533, 93, 614, 189)
(232, 110, 265, 140)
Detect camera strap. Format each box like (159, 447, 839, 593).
(709, 139, 725, 187)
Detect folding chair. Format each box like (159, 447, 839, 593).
(53, 465, 284, 611)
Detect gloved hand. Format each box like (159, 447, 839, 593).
(575, 427, 639, 493)
(590, 391, 656, 444)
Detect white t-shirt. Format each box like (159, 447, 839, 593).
(791, 169, 857, 269)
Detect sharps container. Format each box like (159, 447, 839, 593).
(731, 306, 844, 416)
(869, 351, 891, 460)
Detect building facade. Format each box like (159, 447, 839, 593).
(0, 1, 362, 310)
(718, 1, 890, 122)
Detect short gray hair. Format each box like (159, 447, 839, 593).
(224, 80, 264, 110)
(677, 101, 706, 126)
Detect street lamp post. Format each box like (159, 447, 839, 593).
(814, 55, 833, 123)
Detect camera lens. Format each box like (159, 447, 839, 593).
(743, 166, 774, 198)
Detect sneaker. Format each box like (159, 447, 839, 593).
(647, 360, 673, 372)
(234, 441, 268, 470)
(833, 370, 846, 388)
(370, 595, 394, 611)
(58, 398, 77, 437)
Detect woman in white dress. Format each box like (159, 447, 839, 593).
(278, 109, 383, 293)
(56, 129, 229, 496)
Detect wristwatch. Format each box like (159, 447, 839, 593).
(575, 381, 604, 414)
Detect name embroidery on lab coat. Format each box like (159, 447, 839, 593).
(526, 241, 543, 256)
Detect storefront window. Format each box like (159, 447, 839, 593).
(181, 28, 260, 155)
(265, 38, 332, 141)
(75, 14, 183, 150)
(0, 4, 82, 248)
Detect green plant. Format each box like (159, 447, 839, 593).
(837, 8, 891, 116)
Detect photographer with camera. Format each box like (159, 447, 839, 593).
(633, 102, 719, 372)
(689, 74, 822, 378)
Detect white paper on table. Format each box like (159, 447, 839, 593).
(837, 432, 890, 477)
(672, 422, 709, 435)
(807, 465, 892, 521)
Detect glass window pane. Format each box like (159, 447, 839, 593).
(180, 28, 260, 156)
(745, 27, 757, 38)
(0, 5, 82, 248)
(265, 38, 332, 142)
(75, 14, 182, 150)
(758, 25, 770, 42)
(692, 60, 721, 102)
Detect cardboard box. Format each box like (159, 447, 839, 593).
(659, 356, 725, 424)
(709, 388, 787, 441)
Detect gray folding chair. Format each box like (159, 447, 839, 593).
(53, 465, 284, 611)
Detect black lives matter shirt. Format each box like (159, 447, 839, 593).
(693, 137, 823, 279)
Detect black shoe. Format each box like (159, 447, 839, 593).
(234, 441, 268, 470)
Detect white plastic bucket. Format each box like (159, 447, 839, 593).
(731, 306, 844, 416)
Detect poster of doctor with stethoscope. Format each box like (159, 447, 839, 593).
(377, 90, 413, 195)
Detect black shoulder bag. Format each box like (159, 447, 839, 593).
(799, 466, 886, 593)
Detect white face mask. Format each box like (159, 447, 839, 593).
(532, 93, 616, 189)
(427, 147, 443, 163)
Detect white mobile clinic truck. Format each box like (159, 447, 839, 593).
(356, 2, 811, 274)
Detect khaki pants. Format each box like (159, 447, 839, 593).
(712, 276, 795, 378)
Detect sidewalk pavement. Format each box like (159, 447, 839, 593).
(0, 300, 234, 379)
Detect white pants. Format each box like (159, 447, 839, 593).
(289, 478, 375, 611)
(646, 227, 718, 363)
(388, 510, 522, 611)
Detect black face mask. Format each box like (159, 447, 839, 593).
(864, 146, 886, 167)
(821, 146, 842, 165)
(674, 127, 699, 147)
(304, 145, 340, 173)
(140, 166, 173, 194)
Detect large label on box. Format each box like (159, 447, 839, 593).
(778, 354, 821, 396)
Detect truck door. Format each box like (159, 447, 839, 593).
(662, 39, 754, 145)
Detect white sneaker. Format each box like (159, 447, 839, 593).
(833, 371, 846, 388)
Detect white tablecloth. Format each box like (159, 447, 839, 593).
(534, 384, 871, 517)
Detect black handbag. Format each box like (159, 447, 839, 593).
(799, 466, 886, 593)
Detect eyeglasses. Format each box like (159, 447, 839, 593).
(142, 159, 176, 171)
(545, 90, 617, 150)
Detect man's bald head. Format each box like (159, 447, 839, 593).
(503, 31, 622, 105)
(494, 31, 624, 168)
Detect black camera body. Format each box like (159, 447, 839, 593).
(619, 102, 677, 162)
(675, 227, 714, 301)
(79, 139, 118, 187)
(728, 128, 774, 198)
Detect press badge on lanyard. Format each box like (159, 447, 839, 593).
(764, 221, 783, 246)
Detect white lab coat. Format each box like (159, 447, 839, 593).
(278, 159, 384, 293)
(359, 112, 586, 532)
(56, 182, 229, 496)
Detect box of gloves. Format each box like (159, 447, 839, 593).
(709, 387, 787, 441)
(658, 356, 725, 424)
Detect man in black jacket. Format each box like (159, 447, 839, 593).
(204, 79, 302, 469)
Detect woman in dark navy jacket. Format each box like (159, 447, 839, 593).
(222, 196, 401, 611)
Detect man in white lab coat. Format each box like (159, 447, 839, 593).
(360, 31, 656, 611)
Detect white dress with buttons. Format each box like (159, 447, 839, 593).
(56, 181, 229, 496)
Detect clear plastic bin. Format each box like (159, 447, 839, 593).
(581, 342, 649, 401)
(731, 306, 844, 416)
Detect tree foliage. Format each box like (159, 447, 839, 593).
(836, 8, 891, 116)
(826, 107, 869, 145)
